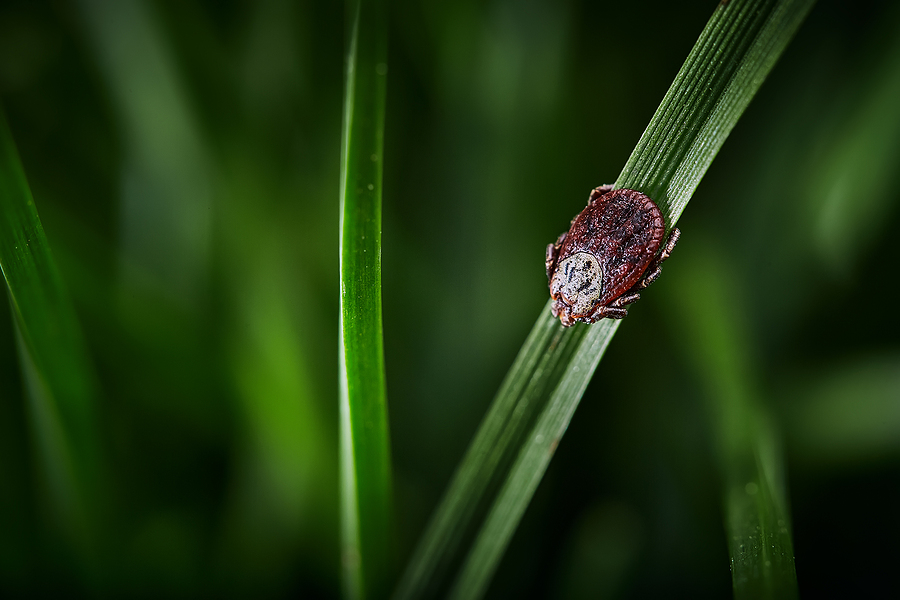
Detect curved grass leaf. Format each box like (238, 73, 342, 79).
(668, 241, 797, 600)
(395, 1, 815, 598)
(0, 112, 104, 572)
(339, 0, 392, 598)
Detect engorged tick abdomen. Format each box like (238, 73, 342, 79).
(556, 189, 665, 308)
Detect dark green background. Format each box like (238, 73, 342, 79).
(1, 0, 898, 597)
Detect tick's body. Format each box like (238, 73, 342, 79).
(546, 186, 680, 327)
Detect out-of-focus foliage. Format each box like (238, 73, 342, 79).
(0, 0, 898, 598)
(0, 110, 105, 584)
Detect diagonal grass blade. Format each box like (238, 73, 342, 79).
(0, 111, 105, 575)
(668, 242, 798, 599)
(395, 1, 815, 598)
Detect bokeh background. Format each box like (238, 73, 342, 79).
(1, 0, 899, 597)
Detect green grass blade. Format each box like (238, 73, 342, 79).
(395, 1, 814, 598)
(782, 356, 900, 466)
(725, 416, 797, 600)
(0, 112, 104, 567)
(339, 0, 392, 598)
(668, 242, 797, 599)
(77, 0, 213, 304)
(806, 6, 900, 274)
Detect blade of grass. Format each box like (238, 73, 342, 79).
(781, 356, 900, 466)
(726, 413, 796, 600)
(0, 112, 104, 574)
(77, 0, 213, 306)
(339, 0, 392, 598)
(395, 1, 815, 598)
(668, 241, 797, 599)
(807, 3, 900, 274)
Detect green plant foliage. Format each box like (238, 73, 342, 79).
(805, 13, 900, 274)
(1, 0, 899, 598)
(782, 356, 900, 466)
(668, 241, 797, 599)
(0, 112, 104, 569)
(339, 0, 392, 598)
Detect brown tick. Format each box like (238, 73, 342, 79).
(546, 185, 680, 327)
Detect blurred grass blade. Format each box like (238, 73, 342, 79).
(395, 1, 814, 598)
(339, 0, 392, 598)
(807, 4, 900, 274)
(668, 242, 797, 599)
(781, 356, 900, 466)
(77, 0, 213, 305)
(0, 112, 104, 568)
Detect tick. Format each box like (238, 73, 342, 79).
(545, 185, 680, 327)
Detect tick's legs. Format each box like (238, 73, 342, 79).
(545, 231, 567, 280)
(658, 227, 680, 262)
(633, 227, 680, 291)
(545, 244, 558, 280)
(634, 265, 661, 290)
(552, 301, 576, 327)
(587, 184, 615, 206)
(589, 306, 628, 321)
(611, 292, 641, 308)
